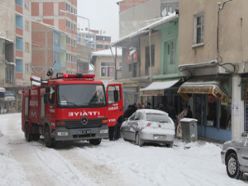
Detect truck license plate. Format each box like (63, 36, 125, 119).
(82, 130, 91, 134)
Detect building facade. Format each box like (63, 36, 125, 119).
(32, 21, 66, 79)
(0, 1, 15, 88)
(31, 0, 78, 73)
(91, 48, 122, 81)
(15, 0, 32, 86)
(178, 0, 248, 141)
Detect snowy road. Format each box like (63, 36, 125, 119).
(0, 113, 247, 186)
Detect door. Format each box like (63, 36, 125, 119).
(193, 95, 207, 137)
(163, 40, 176, 74)
(240, 134, 248, 166)
(106, 83, 123, 127)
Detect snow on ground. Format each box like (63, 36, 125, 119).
(0, 113, 247, 186)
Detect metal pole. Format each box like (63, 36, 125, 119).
(149, 29, 152, 79)
(115, 46, 117, 80)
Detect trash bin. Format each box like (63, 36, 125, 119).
(180, 118, 198, 142)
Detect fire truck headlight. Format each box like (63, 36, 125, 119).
(100, 129, 108, 134)
(57, 131, 69, 136)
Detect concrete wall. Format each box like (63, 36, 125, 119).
(179, 0, 248, 66)
(32, 22, 54, 79)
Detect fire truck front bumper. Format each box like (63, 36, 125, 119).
(53, 125, 109, 141)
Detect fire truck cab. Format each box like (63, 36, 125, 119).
(21, 73, 123, 147)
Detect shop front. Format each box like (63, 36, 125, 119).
(178, 79, 232, 142)
(140, 79, 184, 120)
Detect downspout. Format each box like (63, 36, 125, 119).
(217, 0, 233, 63)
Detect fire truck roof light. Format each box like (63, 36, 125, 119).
(61, 73, 95, 79)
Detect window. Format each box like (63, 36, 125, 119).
(108, 86, 120, 104)
(16, 37, 23, 51)
(16, 15, 23, 29)
(194, 13, 204, 44)
(58, 84, 106, 107)
(25, 20, 29, 32)
(168, 40, 175, 64)
(128, 64, 132, 72)
(16, 59, 23, 72)
(5, 65, 14, 84)
(16, 0, 23, 6)
(101, 62, 114, 77)
(24, 0, 29, 10)
(25, 42, 29, 53)
(145, 45, 155, 75)
(25, 64, 29, 73)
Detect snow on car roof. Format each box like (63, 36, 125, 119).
(137, 109, 168, 115)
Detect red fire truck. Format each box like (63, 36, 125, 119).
(21, 73, 123, 147)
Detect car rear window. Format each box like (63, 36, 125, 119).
(146, 113, 169, 123)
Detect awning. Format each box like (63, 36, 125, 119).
(140, 79, 180, 96)
(177, 81, 229, 102)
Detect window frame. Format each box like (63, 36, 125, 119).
(193, 12, 204, 47)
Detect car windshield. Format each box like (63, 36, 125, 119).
(146, 113, 169, 123)
(58, 84, 106, 108)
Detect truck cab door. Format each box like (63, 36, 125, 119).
(106, 83, 123, 127)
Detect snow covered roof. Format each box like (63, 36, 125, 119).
(91, 48, 122, 57)
(112, 14, 178, 46)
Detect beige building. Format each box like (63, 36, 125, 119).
(91, 48, 122, 81)
(178, 0, 248, 141)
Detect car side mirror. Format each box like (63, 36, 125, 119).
(241, 132, 248, 138)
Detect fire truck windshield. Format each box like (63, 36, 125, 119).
(58, 84, 106, 108)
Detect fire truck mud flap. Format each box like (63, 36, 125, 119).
(53, 125, 109, 141)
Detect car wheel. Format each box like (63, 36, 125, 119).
(226, 152, 242, 179)
(89, 139, 102, 145)
(166, 142, 174, 148)
(44, 126, 54, 148)
(135, 133, 143, 147)
(32, 134, 40, 141)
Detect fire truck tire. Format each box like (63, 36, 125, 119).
(44, 126, 55, 147)
(109, 127, 115, 141)
(33, 134, 40, 141)
(25, 123, 33, 142)
(89, 139, 101, 145)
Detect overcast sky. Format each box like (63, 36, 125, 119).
(77, 0, 119, 41)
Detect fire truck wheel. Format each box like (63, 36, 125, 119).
(108, 127, 115, 141)
(44, 126, 54, 147)
(25, 123, 33, 142)
(33, 134, 40, 141)
(89, 139, 101, 145)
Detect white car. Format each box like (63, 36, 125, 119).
(121, 109, 175, 147)
(221, 132, 248, 179)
